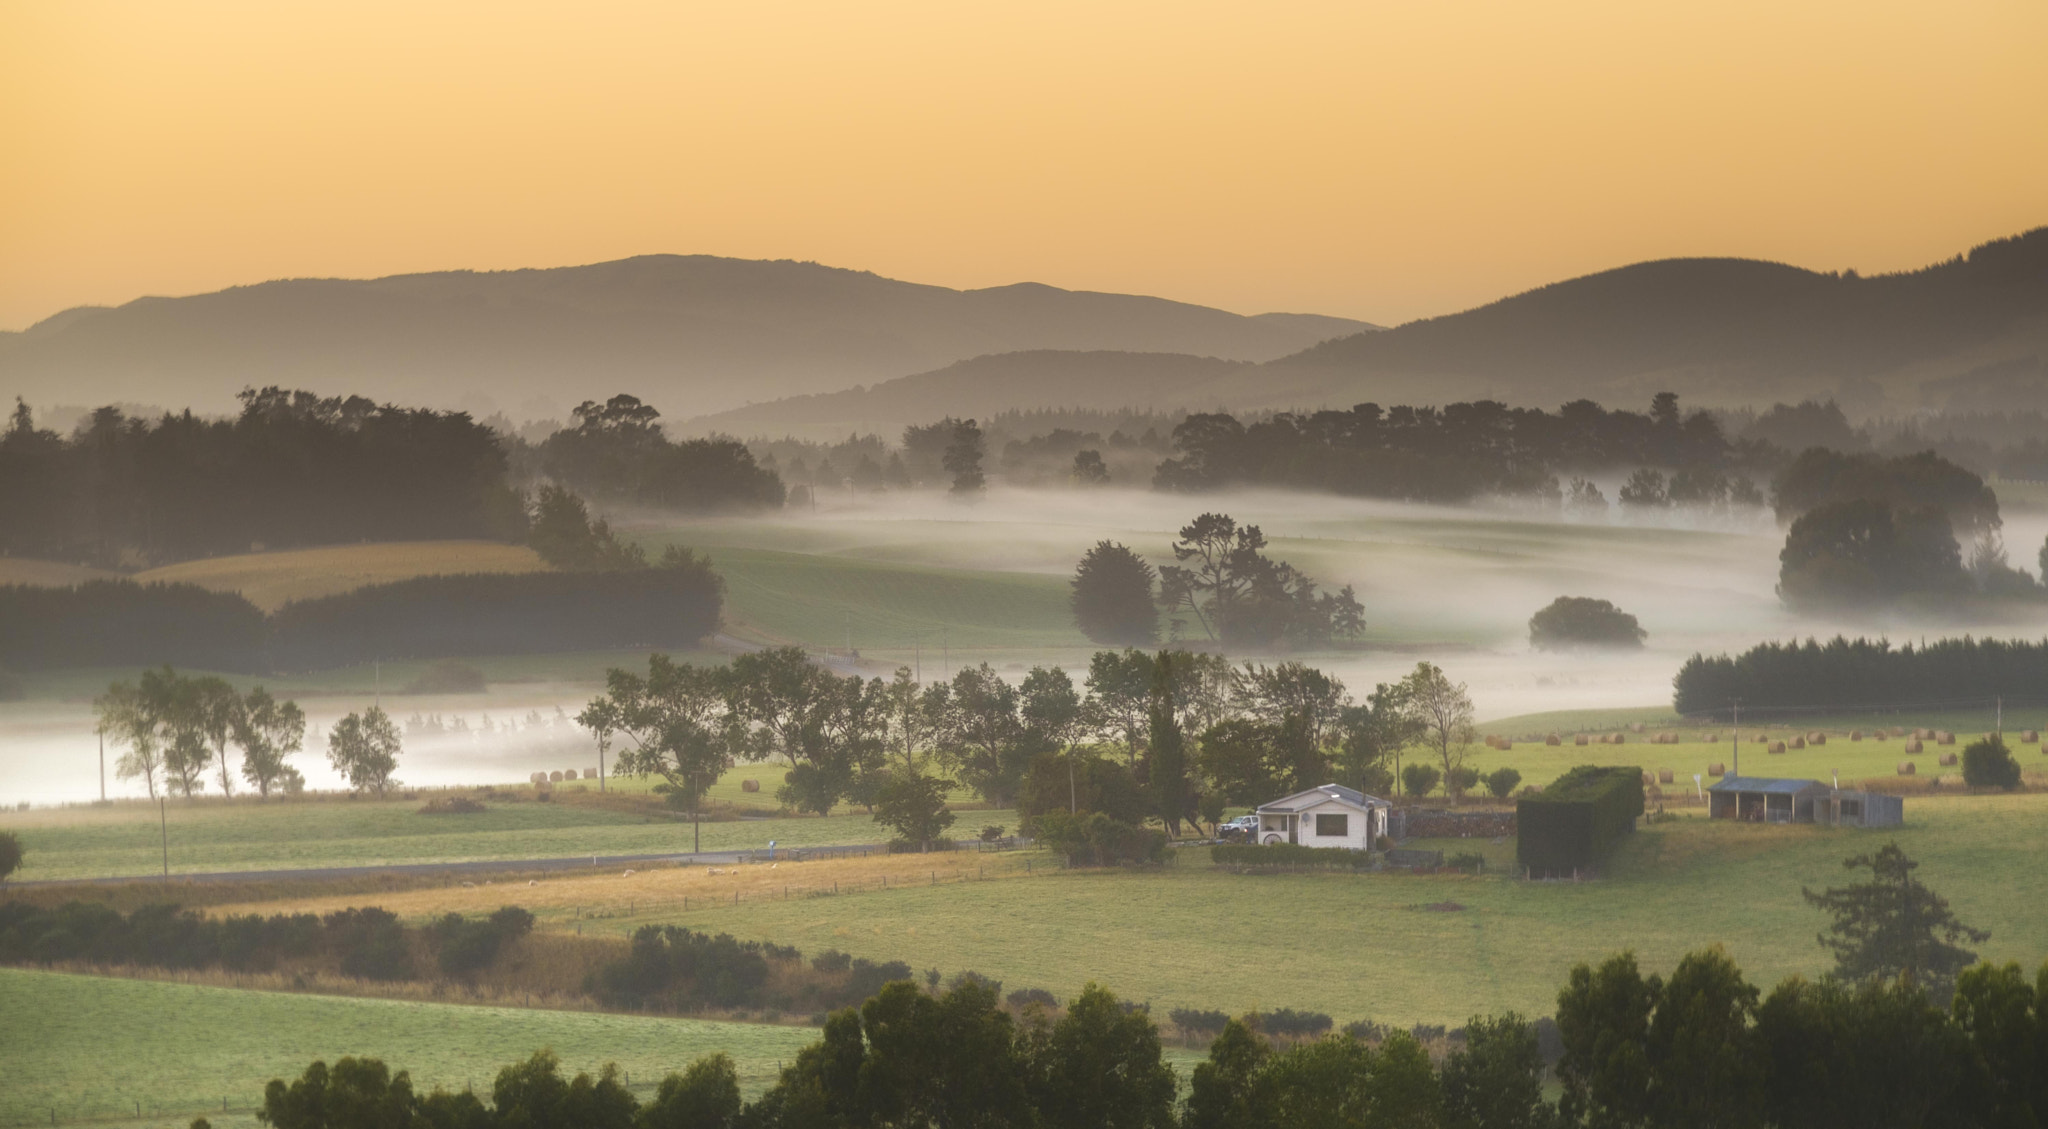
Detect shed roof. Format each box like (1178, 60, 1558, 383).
(1707, 776, 1830, 795)
(1257, 783, 1387, 813)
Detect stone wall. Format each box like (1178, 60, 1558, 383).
(1397, 808, 1516, 839)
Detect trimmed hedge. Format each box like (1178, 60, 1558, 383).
(1210, 842, 1373, 870)
(1516, 765, 1645, 878)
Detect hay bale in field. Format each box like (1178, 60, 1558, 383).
(549, 770, 563, 782)
(1547, 734, 1562, 746)
(1753, 733, 1768, 743)
(1708, 762, 1726, 777)
(1807, 731, 1827, 745)
(741, 778, 761, 793)
(2023, 730, 2039, 744)
(1939, 753, 1959, 767)
(1630, 722, 1646, 733)
(1769, 741, 1787, 754)
(1914, 728, 1931, 740)
(1574, 734, 1588, 746)
(1702, 733, 1716, 743)
(1790, 736, 1805, 750)
(1658, 768, 1674, 784)
(1612, 733, 1627, 745)
(1499, 738, 1513, 750)
(585, 768, 599, 779)
(1898, 761, 1916, 775)
(1904, 738, 1923, 754)
(1937, 731, 1955, 745)
(1850, 730, 1863, 741)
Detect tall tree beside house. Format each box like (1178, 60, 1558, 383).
(1400, 662, 1474, 799)
(1069, 541, 1160, 646)
(328, 706, 403, 797)
(1802, 842, 1987, 1005)
(1148, 653, 1188, 837)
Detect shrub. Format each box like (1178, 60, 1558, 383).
(1402, 763, 1441, 797)
(1484, 767, 1523, 799)
(1034, 811, 1166, 866)
(1446, 765, 1481, 798)
(1447, 852, 1486, 874)
(419, 796, 487, 815)
(979, 825, 1007, 842)
(1006, 987, 1059, 1011)
(1343, 1019, 1389, 1042)
(811, 950, 853, 974)
(1259, 1008, 1335, 1039)
(327, 907, 415, 981)
(1961, 735, 2023, 790)
(430, 907, 535, 978)
(0, 830, 21, 883)
(1169, 1007, 1230, 1042)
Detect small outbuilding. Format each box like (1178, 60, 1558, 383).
(1255, 783, 1391, 850)
(1707, 776, 1831, 823)
(1815, 789, 1905, 828)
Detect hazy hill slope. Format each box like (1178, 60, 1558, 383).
(1255, 227, 2048, 411)
(681, 350, 1249, 439)
(0, 256, 1375, 416)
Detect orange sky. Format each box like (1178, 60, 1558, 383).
(2, 0, 2043, 331)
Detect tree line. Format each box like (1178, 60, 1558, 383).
(1672, 635, 2048, 715)
(251, 940, 2048, 1129)
(583, 646, 1488, 855)
(0, 389, 786, 569)
(1149, 393, 1751, 505)
(1, 556, 722, 673)
(0, 389, 527, 566)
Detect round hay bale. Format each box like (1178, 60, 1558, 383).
(1658, 768, 1675, 784)
(1904, 738, 1923, 754)
(1769, 741, 1787, 755)
(549, 770, 564, 783)
(1708, 762, 1727, 777)
(1790, 736, 1805, 750)
(1898, 761, 1916, 775)
(1753, 733, 1768, 743)
(1546, 733, 1562, 746)
(741, 778, 761, 793)
(1937, 732, 1955, 746)
(1612, 733, 1627, 745)
(1630, 722, 1646, 733)
(1850, 730, 1863, 741)
(1808, 731, 1827, 745)
(1938, 752, 1958, 767)
(1642, 771, 1656, 785)
(1703, 733, 1717, 743)
(1500, 738, 1513, 750)
(2023, 729, 2039, 744)
(1574, 733, 1588, 746)
(1914, 728, 1931, 740)
(585, 768, 600, 779)
(530, 772, 546, 785)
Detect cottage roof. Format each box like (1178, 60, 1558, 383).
(1256, 783, 1387, 813)
(1707, 776, 1830, 795)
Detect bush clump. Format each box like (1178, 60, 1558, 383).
(1529, 596, 1647, 650)
(1961, 734, 2023, 790)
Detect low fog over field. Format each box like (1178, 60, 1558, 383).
(9, 483, 2048, 808)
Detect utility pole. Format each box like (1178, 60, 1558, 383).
(1731, 699, 1740, 780)
(98, 730, 106, 803)
(1996, 696, 2003, 738)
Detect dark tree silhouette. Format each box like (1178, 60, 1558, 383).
(1069, 541, 1159, 646)
(1802, 843, 1988, 1004)
(1528, 596, 1647, 650)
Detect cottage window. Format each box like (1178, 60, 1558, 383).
(1315, 813, 1348, 837)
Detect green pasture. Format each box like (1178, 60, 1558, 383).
(1453, 728, 2048, 794)
(572, 793, 2048, 1029)
(0, 790, 920, 883)
(0, 969, 821, 1128)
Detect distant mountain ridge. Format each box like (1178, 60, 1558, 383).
(1263, 227, 2048, 411)
(0, 255, 1378, 416)
(701, 226, 2048, 436)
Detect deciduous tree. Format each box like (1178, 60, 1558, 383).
(327, 707, 402, 797)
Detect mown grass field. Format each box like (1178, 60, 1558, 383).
(0, 784, 994, 882)
(0, 968, 822, 1128)
(132, 541, 551, 612)
(459, 793, 2048, 1030)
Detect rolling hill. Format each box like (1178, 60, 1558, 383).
(1258, 226, 2048, 412)
(0, 256, 1374, 418)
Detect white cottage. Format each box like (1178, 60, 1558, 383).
(1254, 783, 1391, 850)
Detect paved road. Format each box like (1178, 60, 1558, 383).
(13, 844, 887, 888)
